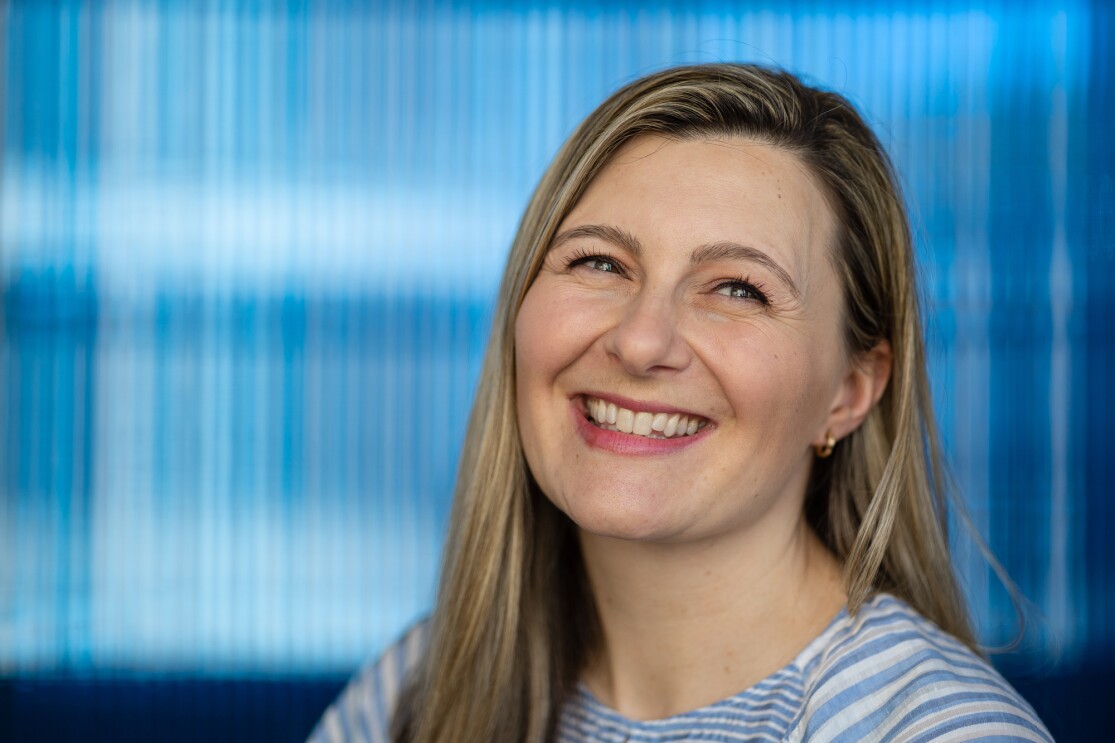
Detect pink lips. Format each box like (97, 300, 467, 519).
(570, 397, 711, 456)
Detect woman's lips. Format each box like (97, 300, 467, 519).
(580, 394, 710, 438)
(571, 399, 711, 455)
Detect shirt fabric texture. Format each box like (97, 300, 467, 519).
(308, 593, 1052, 742)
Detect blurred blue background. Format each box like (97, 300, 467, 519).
(1, 0, 1112, 740)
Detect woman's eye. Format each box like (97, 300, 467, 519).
(571, 255, 622, 274)
(714, 281, 767, 303)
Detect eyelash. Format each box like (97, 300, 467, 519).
(564, 248, 626, 275)
(714, 276, 770, 305)
(563, 248, 771, 306)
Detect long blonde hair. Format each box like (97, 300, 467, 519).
(393, 63, 973, 743)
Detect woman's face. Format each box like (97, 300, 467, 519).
(515, 135, 860, 545)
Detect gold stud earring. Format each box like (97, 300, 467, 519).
(815, 431, 836, 458)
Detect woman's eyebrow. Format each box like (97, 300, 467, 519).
(550, 224, 644, 255)
(551, 226, 800, 299)
(690, 241, 800, 298)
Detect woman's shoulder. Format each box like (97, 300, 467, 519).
(791, 593, 1052, 742)
(306, 620, 430, 743)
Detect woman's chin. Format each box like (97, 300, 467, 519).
(558, 494, 698, 544)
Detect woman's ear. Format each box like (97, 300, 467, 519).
(816, 340, 892, 446)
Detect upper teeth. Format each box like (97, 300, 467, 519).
(585, 397, 708, 439)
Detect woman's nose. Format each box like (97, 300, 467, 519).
(602, 292, 691, 376)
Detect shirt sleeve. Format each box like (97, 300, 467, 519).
(306, 621, 430, 743)
(795, 598, 1054, 742)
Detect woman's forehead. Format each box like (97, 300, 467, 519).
(560, 135, 839, 288)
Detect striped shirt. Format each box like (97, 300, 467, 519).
(308, 594, 1052, 742)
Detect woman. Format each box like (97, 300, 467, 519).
(311, 64, 1051, 742)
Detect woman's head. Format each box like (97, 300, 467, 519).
(396, 63, 971, 743)
(495, 64, 950, 598)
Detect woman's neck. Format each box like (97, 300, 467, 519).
(578, 518, 845, 721)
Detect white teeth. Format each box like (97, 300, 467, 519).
(664, 413, 680, 437)
(585, 397, 708, 439)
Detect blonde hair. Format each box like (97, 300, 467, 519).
(393, 63, 973, 743)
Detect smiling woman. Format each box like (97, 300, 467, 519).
(309, 64, 1052, 742)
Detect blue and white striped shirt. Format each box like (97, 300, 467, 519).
(309, 594, 1052, 742)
